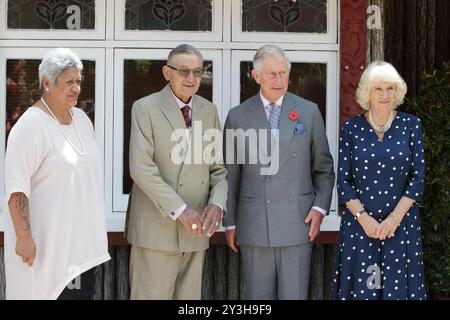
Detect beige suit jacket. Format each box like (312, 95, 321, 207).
(125, 85, 228, 252)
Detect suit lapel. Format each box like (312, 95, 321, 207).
(244, 95, 270, 162)
(191, 95, 206, 125)
(159, 85, 188, 141)
(245, 94, 269, 131)
(278, 93, 298, 156)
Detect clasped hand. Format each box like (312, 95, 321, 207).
(358, 213, 399, 240)
(179, 204, 222, 238)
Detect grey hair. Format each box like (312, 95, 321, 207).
(253, 44, 291, 72)
(356, 60, 407, 110)
(167, 44, 203, 65)
(38, 48, 83, 91)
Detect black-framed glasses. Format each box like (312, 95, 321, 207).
(166, 65, 203, 78)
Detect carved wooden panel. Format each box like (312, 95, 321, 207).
(340, 0, 368, 124)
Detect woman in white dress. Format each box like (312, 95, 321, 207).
(4, 48, 110, 300)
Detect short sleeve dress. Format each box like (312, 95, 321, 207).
(4, 107, 110, 300)
(331, 112, 427, 300)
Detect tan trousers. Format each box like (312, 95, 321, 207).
(129, 245, 205, 300)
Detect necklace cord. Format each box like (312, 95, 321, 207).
(40, 97, 86, 156)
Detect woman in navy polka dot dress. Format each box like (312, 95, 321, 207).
(331, 61, 427, 300)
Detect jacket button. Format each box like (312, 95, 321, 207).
(179, 183, 183, 187)
(266, 200, 271, 205)
(265, 178, 270, 183)
(287, 176, 292, 181)
(292, 153, 297, 158)
(289, 197, 293, 202)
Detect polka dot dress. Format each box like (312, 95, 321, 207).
(331, 112, 427, 300)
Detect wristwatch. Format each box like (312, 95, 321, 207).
(355, 209, 367, 219)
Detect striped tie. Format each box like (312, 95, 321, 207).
(268, 103, 280, 129)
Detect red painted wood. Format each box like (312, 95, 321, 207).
(107, 231, 338, 246)
(340, 0, 368, 124)
(0, 231, 339, 246)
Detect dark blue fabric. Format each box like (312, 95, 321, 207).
(331, 112, 427, 300)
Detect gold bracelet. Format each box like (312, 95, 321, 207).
(390, 212, 401, 227)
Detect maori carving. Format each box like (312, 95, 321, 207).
(340, 0, 368, 124)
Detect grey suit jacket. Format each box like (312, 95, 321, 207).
(125, 85, 228, 252)
(223, 92, 335, 247)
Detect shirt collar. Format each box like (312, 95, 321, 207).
(259, 91, 284, 108)
(170, 86, 193, 110)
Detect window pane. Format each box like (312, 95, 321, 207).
(125, 0, 212, 31)
(6, 59, 96, 141)
(242, 0, 327, 33)
(7, 0, 96, 30)
(240, 61, 327, 123)
(122, 59, 213, 194)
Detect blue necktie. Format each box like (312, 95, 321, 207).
(268, 103, 280, 129)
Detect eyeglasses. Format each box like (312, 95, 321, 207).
(166, 65, 203, 78)
(263, 71, 289, 79)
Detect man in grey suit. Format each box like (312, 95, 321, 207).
(223, 44, 335, 299)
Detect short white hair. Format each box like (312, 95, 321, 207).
(38, 48, 83, 91)
(253, 44, 291, 73)
(356, 60, 407, 110)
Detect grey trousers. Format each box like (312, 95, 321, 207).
(240, 242, 312, 300)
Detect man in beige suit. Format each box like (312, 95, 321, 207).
(126, 44, 227, 300)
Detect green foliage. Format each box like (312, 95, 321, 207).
(404, 63, 450, 296)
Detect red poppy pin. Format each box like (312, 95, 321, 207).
(289, 111, 299, 121)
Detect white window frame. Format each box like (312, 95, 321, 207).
(230, 49, 340, 230)
(231, 0, 338, 44)
(0, 0, 106, 40)
(112, 48, 223, 213)
(114, 0, 223, 41)
(0, 47, 106, 230)
(0, 1, 341, 232)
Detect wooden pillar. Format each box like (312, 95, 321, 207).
(435, 0, 450, 68)
(384, 0, 449, 97)
(404, 0, 418, 97)
(426, 0, 436, 72)
(340, 0, 368, 124)
(367, 0, 385, 61)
